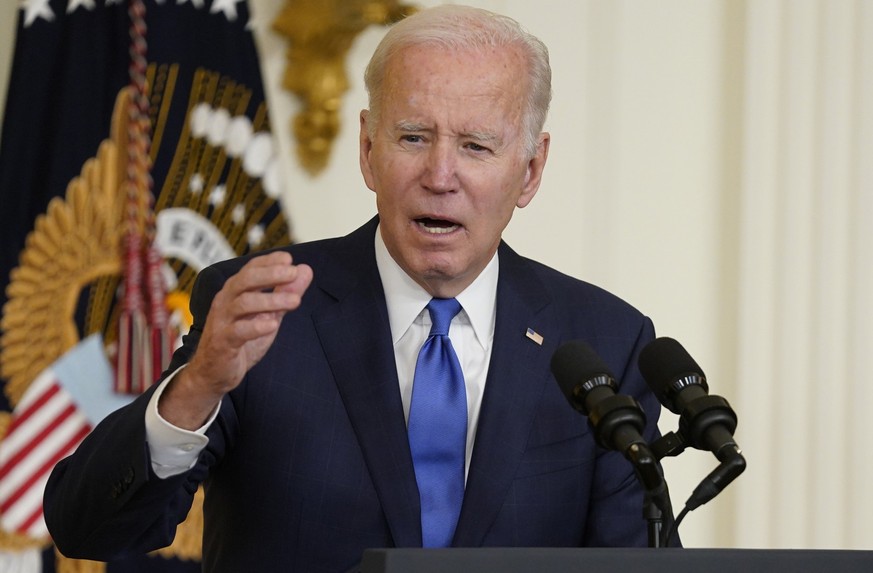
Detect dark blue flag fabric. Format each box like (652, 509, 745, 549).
(0, 1, 290, 571)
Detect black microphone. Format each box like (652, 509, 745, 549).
(551, 340, 675, 541)
(638, 337, 738, 459)
(638, 337, 746, 510)
(550, 340, 649, 458)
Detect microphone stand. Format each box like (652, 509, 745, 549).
(625, 441, 673, 547)
(591, 401, 675, 548)
(651, 422, 747, 545)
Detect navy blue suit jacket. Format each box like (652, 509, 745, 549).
(44, 217, 663, 572)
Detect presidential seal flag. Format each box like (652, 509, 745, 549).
(0, 1, 291, 572)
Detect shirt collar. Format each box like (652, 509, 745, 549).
(374, 225, 498, 349)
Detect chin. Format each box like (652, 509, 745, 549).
(411, 263, 453, 282)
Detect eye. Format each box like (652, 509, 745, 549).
(400, 134, 424, 144)
(465, 142, 490, 153)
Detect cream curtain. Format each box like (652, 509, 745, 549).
(734, 0, 873, 549)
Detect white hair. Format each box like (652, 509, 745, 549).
(364, 4, 552, 157)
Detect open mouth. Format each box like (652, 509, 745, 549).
(416, 217, 460, 234)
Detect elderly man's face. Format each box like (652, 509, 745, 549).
(360, 43, 550, 298)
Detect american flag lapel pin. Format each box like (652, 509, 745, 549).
(525, 327, 544, 346)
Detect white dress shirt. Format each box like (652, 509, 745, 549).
(145, 226, 499, 479)
(374, 227, 497, 476)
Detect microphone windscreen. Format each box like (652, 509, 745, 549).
(638, 337, 705, 409)
(550, 340, 614, 401)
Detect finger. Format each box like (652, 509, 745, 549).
(196, 304, 283, 360)
(248, 250, 292, 267)
(221, 310, 285, 343)
(274, 263, 313, 299)
(227, 252, 299, 293)
(231, 288, 303, 317)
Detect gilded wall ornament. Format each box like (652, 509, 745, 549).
(273, 0, 416, 174)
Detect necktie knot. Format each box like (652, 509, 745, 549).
(427, 298, 462, 336)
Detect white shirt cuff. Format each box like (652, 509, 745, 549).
(145, 365, 220, 479)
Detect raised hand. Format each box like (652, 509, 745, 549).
(159, 251, 314, 429)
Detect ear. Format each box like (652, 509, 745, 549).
(516, 132, 550, 208)
(359, 110, 377, 192)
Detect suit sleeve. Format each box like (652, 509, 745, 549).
(42, 264, 230, 560)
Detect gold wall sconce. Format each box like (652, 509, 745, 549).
(273, 0, 417, 175)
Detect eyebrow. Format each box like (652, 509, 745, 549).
(395, 121, 430, 132)
(463, 130, 500, 143)
(394, 121, 501, 144)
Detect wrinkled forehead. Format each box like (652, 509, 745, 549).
(385, 41, 529, 77)
(381, 43, 529, 118)
(381, 46, 527, 133)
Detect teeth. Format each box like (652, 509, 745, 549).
(417, 220, 459, 234)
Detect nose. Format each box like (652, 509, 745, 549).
(420, 140, 458, 193)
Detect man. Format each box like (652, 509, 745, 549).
(44, 5, 666, 571)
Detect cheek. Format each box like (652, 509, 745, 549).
(374, 157, 417, 196)
(487, 185, 524, 216)
(374, 189, 409, 230)
(470, 187, 524, 236)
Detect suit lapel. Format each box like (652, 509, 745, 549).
(453, 243, 560, 546)
(311, 219, 422, 547)
(311, 224, 560, 548)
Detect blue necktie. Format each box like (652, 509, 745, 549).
(407, 298, 467, 548)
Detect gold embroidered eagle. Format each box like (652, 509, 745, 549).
(0, 65, 290, 572)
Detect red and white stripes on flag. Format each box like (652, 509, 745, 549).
(0, 368, 91, 538)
